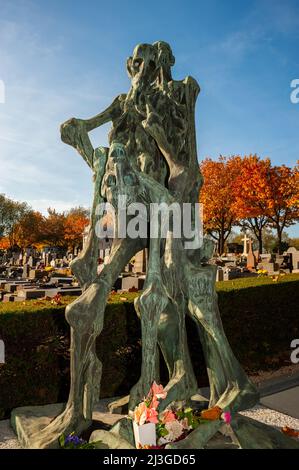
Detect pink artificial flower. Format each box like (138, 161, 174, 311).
(222, 411, 232, 424)
(160, 409, 176, 424)
(151, 382, 167, 400)
(134, 402, 148, 425)
(181, 417, 191, 430)
(146, 407, 159, 424)
(150, 395, 159, 410)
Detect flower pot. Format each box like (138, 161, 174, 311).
(133, 421, 156, 448)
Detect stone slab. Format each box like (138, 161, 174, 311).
(10, 402, 124, 449)
(261, 386, 299, 419)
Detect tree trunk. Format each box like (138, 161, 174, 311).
(257, 229, 263, 254)
(219, 232, 225, 255)
(276, 226, 283, 254)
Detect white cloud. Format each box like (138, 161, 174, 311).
(26, 198, 89, 215)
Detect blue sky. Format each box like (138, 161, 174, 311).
(0, 0, 298, 235)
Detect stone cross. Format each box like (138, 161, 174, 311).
(242, 233, 250, 256)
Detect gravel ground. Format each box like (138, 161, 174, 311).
(241, 404, 299, 431)
(0, 420, 21, 449)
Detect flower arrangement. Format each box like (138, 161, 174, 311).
(257, 269, 268, 277)
(132, 382, 232, 448)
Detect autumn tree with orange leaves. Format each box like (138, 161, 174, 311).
(14, 210, 45, 248)
(201, 156, 299, 254)
(64, 207, 90, 250)
(234, 159, 299, 253)
(233, 155, 271, 253)
(264, 163, 299, 253)
(7, 206, 90, 251)
(200, 157, 241, 254)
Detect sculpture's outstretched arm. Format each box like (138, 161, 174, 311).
(60, 94, 126, 168)
(84, 94, 126, 132)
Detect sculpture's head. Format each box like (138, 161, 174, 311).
(127, 41, 175, 90)
(153, 41, 175, 81)
(101, 143, 141, 209)
(127, 43, 157, 91)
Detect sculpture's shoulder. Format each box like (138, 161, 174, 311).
(118, 93, 127, 102)
(114, 93, 127, 108)
(168, 76, 200, 103)
(183, 76, 200, 99)
(110, 93, 127, 117)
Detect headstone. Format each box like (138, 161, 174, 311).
(286, 247, 299, 272)
(133, 249, 147, 273)
(257, 262, 278, 274)
(216, 267, 224, 282)
(2, 294, 15, 302)
(22, 264, 30, 279)
(246, 239, 256, 270)
(17, 289, 46, 300)
(120, 276, 145, 291)
(29, 269, 46, 280)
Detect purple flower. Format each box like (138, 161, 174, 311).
(65, 433, 86, 446)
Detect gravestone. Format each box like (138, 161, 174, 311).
(132, 249, 147, 273)
(286, 247, 299, 272)
(246, 239, 256, 270)
(120, 275, 145, 291)
(29, 269, 45, 280)
(216, 267, 224, 282)
(22, 264, 30, 279)
(28, 256, 35, 268)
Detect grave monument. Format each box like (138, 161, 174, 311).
(11, 41, 299, 449)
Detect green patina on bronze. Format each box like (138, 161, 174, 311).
(11, 41, 299, 449)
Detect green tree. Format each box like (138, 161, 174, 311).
(0, 194, 30, 245)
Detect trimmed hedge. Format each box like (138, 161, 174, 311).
(0, 275, 299, 418)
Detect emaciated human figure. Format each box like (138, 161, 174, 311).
(17, 42, 297, 449)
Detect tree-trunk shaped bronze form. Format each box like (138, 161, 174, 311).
(12, 41, 299, 449)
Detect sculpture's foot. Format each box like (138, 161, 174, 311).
(166, 414, 299, 449)
(214, 380, 259, 413)
(165, 420, 222, 449)
(108, 395, 130, 414)
(230, 414, 299, 449)
(159, 372, 198, 411)
(11, 403, 90, 449)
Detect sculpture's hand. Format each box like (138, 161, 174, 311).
(141, 102, 162, 132)
(60, 117, 86, 147)
(60, 117, 94, 169)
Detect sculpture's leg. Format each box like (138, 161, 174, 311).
(186, 264, 259, 412)
(70, 146, 108, 289)
(152, 235, 197, 408)
(129, 236, 169, 410)
(70, 227, 99, 289)
(157, 298, 198, 409)
(28, 237, 143, 448)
